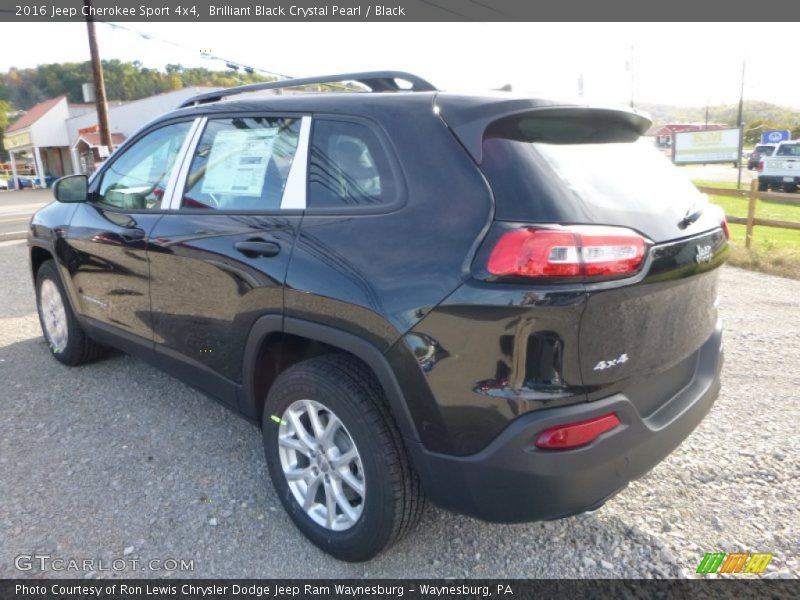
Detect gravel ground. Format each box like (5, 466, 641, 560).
(0, 238, 797, 579)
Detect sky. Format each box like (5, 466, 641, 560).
(1, 22, 799, 109)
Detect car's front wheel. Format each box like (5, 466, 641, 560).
(262, 354, 424, 562)
(35, 260, 104, 366)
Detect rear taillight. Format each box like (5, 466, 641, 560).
(534, 412, 621, 450)
(486, 226, 646, 279)
(721, 216, 730, 240)
(757, 160, 764, 172)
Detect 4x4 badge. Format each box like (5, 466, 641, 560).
(695, 244, 713, 264)
(594, 353, 629, 371)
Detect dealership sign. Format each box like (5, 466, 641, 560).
(4, 130, 32, 151)
(760, 130, 790, 144)
(673, 128, 741, 164)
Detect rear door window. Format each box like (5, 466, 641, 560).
(308, 119, 398, 208)
(181, 117, 301, 210)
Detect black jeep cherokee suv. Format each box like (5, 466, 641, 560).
(29, 72, 726, 562)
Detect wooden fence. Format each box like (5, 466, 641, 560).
(696, 179, 800, 248)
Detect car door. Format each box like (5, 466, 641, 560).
(147, 114, 310, 405)
(61, 119, 198, 343)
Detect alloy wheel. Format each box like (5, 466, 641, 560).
(277, 399, 366, 531)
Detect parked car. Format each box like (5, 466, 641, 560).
(748, 144, 777, 170)
(758, 140, 800, 192)
(28, 71, 728, 562)
(0, 178, 8, 190)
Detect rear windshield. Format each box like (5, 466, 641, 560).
(776, 143, 800, 156)
(755, 145, 775, 155)
(481, 136, 703, 229)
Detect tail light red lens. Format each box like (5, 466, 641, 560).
(534, 412, 621, 450)
(757, 161, 764, 173)
(721, 216, 730, 240)
(487, 226, 646, 279)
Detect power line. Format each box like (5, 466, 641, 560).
(98, 21, 290, 80)
(96, 22, 354, 91)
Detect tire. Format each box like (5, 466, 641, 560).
(758, 179, 768, 192)
(262, 354, 424, 562)
(783, 184, 798, 194)
(35, 260, 105, 366)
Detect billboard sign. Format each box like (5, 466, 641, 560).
(760, 130, 790, 144)
(673, 128, 741, 164)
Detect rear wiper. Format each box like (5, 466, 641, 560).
(679, 207, 704, 228)
(679, 195, 707, 229)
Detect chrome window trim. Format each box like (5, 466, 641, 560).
(167, 116, 207, 210)
(281, 115, 311, 210)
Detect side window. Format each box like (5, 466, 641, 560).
(98, 122, 191, 210)
(308, 119, 398, 208)
(181, 117, 300, 210)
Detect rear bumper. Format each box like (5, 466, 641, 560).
(759, 174, 800, 185)
(408, 321, 723, 522)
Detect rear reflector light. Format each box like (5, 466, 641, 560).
(534, 413, 621, 450)
(487, 226, 646, 279)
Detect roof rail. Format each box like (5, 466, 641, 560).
(177, 71, 437, 108)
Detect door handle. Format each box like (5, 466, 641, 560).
(121, 228, 145, 241)
(234, 239, 281, 257)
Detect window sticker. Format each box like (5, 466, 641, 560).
(201, 129, 277, 197)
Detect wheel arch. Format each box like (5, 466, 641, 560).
(29, 244, 54, 280)
(241, 315, 421, 443)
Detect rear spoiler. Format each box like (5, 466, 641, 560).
(434, 96, 652, 163)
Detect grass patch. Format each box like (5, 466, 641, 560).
(691, 179, 743, 191)
(725, 223, 800, 280)
(694, 184, 800, 279)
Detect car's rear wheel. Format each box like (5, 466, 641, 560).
(262, 354, 424, 562)
(35, 260, 104, 366)
(758, 179, 769, 192)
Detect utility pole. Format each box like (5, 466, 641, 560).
(84, 0, 113, 153)
(736, 60, 746, 189)
(628, 45, 635, 108)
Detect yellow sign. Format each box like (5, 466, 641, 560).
(4, 130, 32, 151)
(690, 131, 723, 147)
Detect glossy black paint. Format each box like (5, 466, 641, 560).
(28, 89, 727, 523)
(407, 322, 723, 522)
(64, 205, 162, 340)
(284, 98, 492, 349)
(148, 212, 301, 383)
(405, 228, 727, 455)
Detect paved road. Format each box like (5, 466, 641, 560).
(677, 163, 757, 185)
(0, 189, 51, 241)
(0, 239, 797, 579)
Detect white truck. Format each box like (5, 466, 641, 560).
(758, 140, 800, 192)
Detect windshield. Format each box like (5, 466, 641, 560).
(755, 146, 775, 155)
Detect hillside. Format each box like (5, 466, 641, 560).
(0, 61, 271, 111)
(637, 100, 800, 143)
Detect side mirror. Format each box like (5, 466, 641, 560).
(53, 175, 88, 203)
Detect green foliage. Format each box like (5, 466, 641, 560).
(639, 100, 800, 145)
(0, 61, 271, 111)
